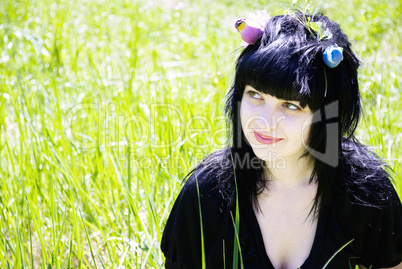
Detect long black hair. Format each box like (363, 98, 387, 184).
(194, 12, 392, 215)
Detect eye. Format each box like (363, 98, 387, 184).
(283, 102, 301, 111)
(247, 90, 263, 100)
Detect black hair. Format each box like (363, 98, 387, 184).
(191, 12, 393, 215)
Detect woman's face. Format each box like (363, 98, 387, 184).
(240, 85, 313, 163)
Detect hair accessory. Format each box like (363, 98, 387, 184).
(235, 10, 269, 46)
(235, 18, 264, 45)
(323, 45, 344, 68)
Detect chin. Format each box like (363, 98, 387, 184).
(253, 148, 283, 161)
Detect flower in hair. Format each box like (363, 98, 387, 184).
(323, 45, 344, 68)
(235, 10, 269, 46)
(306, 21, 333, 41)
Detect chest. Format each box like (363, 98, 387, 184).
(254, 189, 318, 269)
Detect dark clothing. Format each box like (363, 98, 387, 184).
(161, 156, 402, 268)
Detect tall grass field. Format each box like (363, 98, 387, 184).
(0, 0, 401, 268)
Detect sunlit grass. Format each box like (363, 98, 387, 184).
(0, 0, 400, 267)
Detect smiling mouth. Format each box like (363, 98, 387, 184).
(253, 130, 283, 145)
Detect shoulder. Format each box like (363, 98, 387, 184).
(340, 137, 398, 207)
(180, 148, 235, 204)
(337, 139, 402, 267)
(161, 149, 235, 267)
(163, 148, 234, 223)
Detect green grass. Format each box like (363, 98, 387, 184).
(0, 0, 401, 268)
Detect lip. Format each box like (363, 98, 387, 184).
(254, 130, 283, 145)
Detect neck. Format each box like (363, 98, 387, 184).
(264, 154, 315, 188)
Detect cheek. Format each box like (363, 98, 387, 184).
(300, 116, 313, 144)
(240, 101, 250, 129)
(240, 102, 255, 142)
(302, 126, 311, 145)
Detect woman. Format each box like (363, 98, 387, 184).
(161, 11, 402, 268)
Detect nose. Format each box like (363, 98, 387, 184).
(255, 104, 284, 131)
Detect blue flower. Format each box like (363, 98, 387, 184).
(323, 45, 344, 68)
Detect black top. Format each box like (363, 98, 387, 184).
(161, 157, 402, 268)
